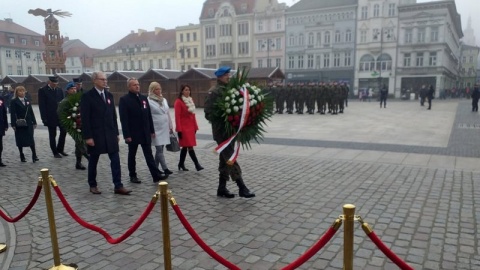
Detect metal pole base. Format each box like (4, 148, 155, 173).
(48, 263, 78, 270)
(0, 243, 6, 253)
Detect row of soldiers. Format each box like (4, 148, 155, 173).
(266, 82, 350, 115)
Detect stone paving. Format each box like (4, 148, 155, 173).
(0, 99, 480, 269)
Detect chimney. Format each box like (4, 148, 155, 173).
(138, 29, 146, 36)
(5, 18, 13, 23)
(155, 27, 165, 35)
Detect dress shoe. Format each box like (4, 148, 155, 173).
(217, 188, 235, 198)
(114, 187, 132, 195)
(178, 165, 189, 171)
(164, 169, 173, 175)
(33, 156, 39, 162)
(90, 187, 102, 194)
(153, 174, 168, 183)
(59, 152, 69, 156)
(130, 176, 142, 184)
(76, 163, 86, 170)
(53, 153, 62, 158)
(0, 162, 6, 167)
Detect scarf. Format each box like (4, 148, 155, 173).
(148, 92, 164, 106)
(182, 96, 196, 113)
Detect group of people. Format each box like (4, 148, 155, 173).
(0, 67, 256, 199)
(418, 84, 435, 110)
(268, 82, 350, 115)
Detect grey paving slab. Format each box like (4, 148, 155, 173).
(0, 99, 479, 269)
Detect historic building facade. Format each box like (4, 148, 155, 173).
(284, 0, 357, 83)
(396, 0, 463, 97)
(176, 24, 202, 71)
(0, 18, 46, 77)
(459, 43, 479, 89)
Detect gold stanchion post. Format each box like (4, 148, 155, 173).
(159, 181, 172, 270)
(343, 204, 355, 270)
(41, 169, 77, 270)
(0, 243, 6, 253)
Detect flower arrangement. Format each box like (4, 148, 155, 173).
(213, 68, 274, 151)
(58, 92, 84, 146)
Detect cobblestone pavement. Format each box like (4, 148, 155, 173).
(1, 99, 480, 269)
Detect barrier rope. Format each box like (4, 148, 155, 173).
(52, 184, 158, 244)
(170, 200, 241, 270)
(359, 218, 414, 270)
(0, 181, 43, 223)
(281, 219, 342, 270)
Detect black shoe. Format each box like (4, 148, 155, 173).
(178, 165, 189, 171)
(0, 162, 6, 167)
(53, 153, 62, 158)
(130, 176, 142, 184)
(76, 163, 86, 170)
(20, 154, 26, 162)
(153, 174, 168, 183)
(164, 169, 173, 175)
(195, 164, 204, 171)
(59, 152, 69, 156)
(217, 188, 235, 198)
(239, 188, 256, 198)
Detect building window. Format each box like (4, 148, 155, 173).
(416, 52, 424, 66)
(238, 42, 249, 54)
(308, 33, 314, 46)
(276, 19, 282, 30)
(275, 38, 282, 49)
(193, 48, 198, 57)
(360, 30, 367, 43)
(361, 6, 368, 19)
(276, 58, 281, 68)
(324, 31, 330, 44)
(299, 34, 304, 46)
(377, 54, 392, 71)
(323, 53, 330, 67)
(9, 37, 14, 44)
(205, 26, 215, 39)
(373, 4, 380, 17)
(27, 67, 32, 74)
(404, 53, 411, 67)
(289, 34, 295, 46)
(107, 62, 111, 71)
(298, 55, 304, 69)
(7, 66, 12, 75)
(316, 32, 321, 45)
(470, 56, 474, 63)
(22, 39, 27, 45)
(238, 22, 249, 36)
(220, 24, 232, 36)
(431, 27, 439, 42)
(334, 31, 341, 43)
(6, 50, 11, 58)
(333, 53, 341, 67)
(219, 43, 232, 55)
(417, 28, 426, 43)
(258, 59, 263, 68)
(429, 52, 437, 66)
(35, 40, 40, 46)
(15, 50, 21, 59)
(307, 54, 314, 68)
(100, 63, 104, 71)
(186, 33, 190, 42)
(17, 66, 23, 75)
(158, 59, 163, 69)
(359, 54, 375, 71)
(288, 56, 294, 69)
(345, 30, 352, 42)
(344, 52, 351, 66)
(193, 32, 197, 41)
(180, 34, 184, 42)
(206, 45, 216, 57)
(405, 29, 412, 43)
(114, 62, 118, 70)
(258, 20, 263, 31)
(130, 60, 134, 70)
(388, 3, 396, 16)
(166, 59, 171, 69)
(124, 61, 128, 70)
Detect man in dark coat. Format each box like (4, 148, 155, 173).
(471, 84, 480, 112)
(80, 71, 131, 195)
(38, 76, 67, 158)
(119, 77, 168, 184)
(419, 85, 427, 106)
(380, 84, 388, 108)
(0, 96, 7, 166)
(204, 66, 255, 199)
(427, 85, 435, 110)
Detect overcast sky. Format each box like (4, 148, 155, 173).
(0, 0, 477, 49)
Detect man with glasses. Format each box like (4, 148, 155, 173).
(38, 76, 67, 158)
(80, 71, 131, 195)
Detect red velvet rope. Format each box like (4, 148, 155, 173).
(53, 186, 156, 244)
(172, 204, 241, 270)
(281, 226, 338, 270)
(0, 185, 42, 223)
(367, 231, 414, 270)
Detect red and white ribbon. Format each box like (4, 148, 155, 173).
(215, 87, 251, 164)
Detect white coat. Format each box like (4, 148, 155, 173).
(148, 97, 172, 146)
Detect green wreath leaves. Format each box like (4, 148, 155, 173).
(58, 92, 84, 146)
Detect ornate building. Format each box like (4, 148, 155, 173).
(176, 24, 202, 71)
(285, 0, 357, 83)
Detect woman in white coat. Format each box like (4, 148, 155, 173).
(148, 82, 173, 175)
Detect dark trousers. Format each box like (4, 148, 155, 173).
(427, 98, 432, 109)
(380, 97, 387, 107)
(88, 151, 122, 189)
(472, 98, 479, 111)
(217, 141, 242, 182)
(48, 125, 66, 154)
(0, 136, 3, 159)
(127, 143, 162, 181)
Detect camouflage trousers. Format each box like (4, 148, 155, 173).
(216, 141, 242, 181)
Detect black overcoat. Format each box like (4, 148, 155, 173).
(80, 88, 119, 155)
(0, 97, 7, 136)
(38, 84, 64, 127)
(119, 92, 154, 145)
(10, 97, 37, 147)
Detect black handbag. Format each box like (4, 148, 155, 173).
(166, 133, 180, 152)
(15, 106, 28, 127)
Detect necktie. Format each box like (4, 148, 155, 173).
(101, 92, 106, 103)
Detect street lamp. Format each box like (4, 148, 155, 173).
(262, 39, 275, 68)
(80, 53, 88, 73)
(126, 48, 135, 70)
(179, 46, 189, 71)
(373, 29, 391, 92)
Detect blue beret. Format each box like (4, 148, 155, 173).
(214, 66, 231, 77)
(65, 82, 76, 91)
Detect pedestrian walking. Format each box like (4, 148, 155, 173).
(0, 95, 7, 166)
(427, 85, 435, 110)
(380, 84, 388, 108)
(471, 84, 480, 112)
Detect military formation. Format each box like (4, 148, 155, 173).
(267, 82, 350, 115)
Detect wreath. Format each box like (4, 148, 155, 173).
(210, 68, 274, 163)
(58, 92, 85, 149)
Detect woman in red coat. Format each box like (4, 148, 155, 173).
(174, 84, 204, 171)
